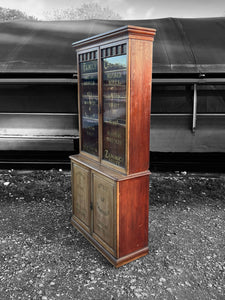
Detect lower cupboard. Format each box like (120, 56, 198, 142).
(70, 154, 150, 267)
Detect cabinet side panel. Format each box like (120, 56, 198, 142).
(119, 175, 149, 257)
(128, 39, 153, 174)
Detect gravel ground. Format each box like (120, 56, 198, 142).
(0, 169, 225, 300)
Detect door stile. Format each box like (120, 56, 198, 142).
(98, 48, 103, 162)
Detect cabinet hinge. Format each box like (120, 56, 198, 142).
(90, 202, 93, 210)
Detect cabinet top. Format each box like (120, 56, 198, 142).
(72, 25, 156, 49)
(70, 154, 150, 181)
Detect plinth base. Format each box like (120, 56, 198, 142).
(71, 217, 149, 268)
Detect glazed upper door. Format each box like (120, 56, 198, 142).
(78, 43, 128, 172)
(79, 49, 99, 158)
(101, 43, 127, 171)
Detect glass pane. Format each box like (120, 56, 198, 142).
(102, 55, 126, 168)
(80, 60, 98, 156)
(197, 85, 225, 113)
(151, 85, 193, 113)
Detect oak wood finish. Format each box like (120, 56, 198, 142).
(71, 26, 155, 267)
(72, 163, 91, 233)
(70, 155, 150, 267)
(92, 172, 116, 256)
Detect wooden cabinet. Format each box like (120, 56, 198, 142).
(70, 25, 156, 267)
(71, 157, 150, 267)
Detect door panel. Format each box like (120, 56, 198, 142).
(72, 163, 91, 232)
(92, 172, 116, 255)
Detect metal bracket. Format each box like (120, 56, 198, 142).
(192, 83, 197, 133)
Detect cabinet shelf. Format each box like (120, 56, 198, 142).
(81, 95, 98, 99)
(81, 82, 98, 86)
(103, 96, 126, 100)
(82, 116, 98, 122)
(103, 69, 126, 73)
(81, 71, 98, 75)
(103, 120, 126, 126)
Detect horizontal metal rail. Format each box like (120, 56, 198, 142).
(1, 112, 224, 117)
(151, 113, 225, 117)
(0, 78, 77, 84)
(151, 113, 192, 116)
(0, 161, 71, 165)
(0, 77, 224, 85)
(0, 135, 79, 139)
(152, 78, 225, 84)
(0, 112, 77, 116)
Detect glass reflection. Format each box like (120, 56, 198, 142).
(103, 55, 127, 71)
(80, 60, 99, 156)
(102, 54, 127, 168)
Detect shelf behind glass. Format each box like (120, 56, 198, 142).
(102, 54, 127, 168)
(80, 60, 99, 157)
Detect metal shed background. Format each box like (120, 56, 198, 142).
(1, 17, 225, 74)
(0, 18, 224, 166)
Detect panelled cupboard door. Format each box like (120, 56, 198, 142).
(92, 172, 117, 256)
(72, 163, 91, 233)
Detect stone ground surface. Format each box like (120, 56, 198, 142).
(0, 169, 225, 300)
